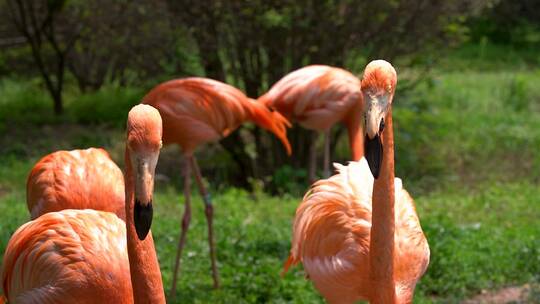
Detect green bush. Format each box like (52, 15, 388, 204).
(68, 85, 144, 126)
(0, 78, 60, 128)
(271, 165, 308, 196)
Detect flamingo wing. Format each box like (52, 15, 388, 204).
(1, 209, 133, 304)
(26, 148, 125, 220)
(286, 160, 374, 302)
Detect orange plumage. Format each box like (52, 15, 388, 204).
(259, 65, 364, 161)
(1, 209, 133, 304)
(143, 77, 291, 155)
(26, 148, 125, 220)
(284, 160, 429, 303)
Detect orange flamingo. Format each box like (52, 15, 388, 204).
(143, 77, 292, 293)
(258, 65, 364, 181)
(26, 148, 125, 220)
(283, 60, 429, 303)
(1, 105, 166, 303)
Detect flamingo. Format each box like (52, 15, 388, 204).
(283, 60, 430, 303)
(258, 65, 364, 181)
(142, 77, 292, 293)
(26, 148, 125, 220)
(1, 104, 166, 303)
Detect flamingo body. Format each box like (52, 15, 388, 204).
(142, 77, 292, 291)
(26, 148, 125, 220)
(285, 159, 429, 303)
(1, 209, 132, 304)
(259, 65, 362, 131)
(143, 77, 291, 155)
(259, 65, 364, 173)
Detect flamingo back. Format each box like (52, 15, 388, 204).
(285, 159, 429, 303)
(1, 209, 133, 304)
(26, 148, 125, 220)
(143, 77, 291, 155)
(259, 65, 361, 131)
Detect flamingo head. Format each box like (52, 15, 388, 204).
(126, 104, 163, 240)
(360, 60, 397, 178)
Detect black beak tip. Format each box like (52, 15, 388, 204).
(369, 162, 380, 179)
(364, 134, 383, 179)
(134, 199, 153, 240)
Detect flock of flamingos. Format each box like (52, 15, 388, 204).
(0, 60, 429, 303)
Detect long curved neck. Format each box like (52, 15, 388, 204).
(344, 100, 364, 161)
(124, 149, 166, 303)
(369, 108, 396, 303)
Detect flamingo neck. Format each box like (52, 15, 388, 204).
(124, 149, 165, 303)
(344, 100, 364, 161)
(369, 108, 396, 303)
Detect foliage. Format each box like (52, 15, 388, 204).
(0, 0, 490, 186)
(271, 165, 308, 197)
(65, 1, 183, 92)
(0, 78, 145, 128)
(467, 0, 540, 47)
(168, 0, 485, 188)
(68, 85, 143, 126)
(2, 0, 81, 114)
(0, 78, 59, 128)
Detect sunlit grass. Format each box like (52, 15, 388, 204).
(0, 155, 538, 303)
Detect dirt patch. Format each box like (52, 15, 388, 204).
(463, 284, 533, 304)
(0, 184, 10, 199)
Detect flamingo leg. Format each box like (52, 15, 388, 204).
(323, 129, 331, 178)
(191, 156, 220, 289)
(169, 156, 192, 299)
(308, 131, 319, 184)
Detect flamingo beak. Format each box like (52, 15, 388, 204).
(364, 94, 388, 179)
(133, 153, 158, 240)
(365, 133, 383, 179)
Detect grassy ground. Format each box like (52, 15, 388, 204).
(1, 47, 539, 302)
(0, 167, 538, 303)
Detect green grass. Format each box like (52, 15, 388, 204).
(0, 165, 538, 303)
(416, 182, 540, 302)
(426, 41, 540, 72)
(392, 69, 540, 194)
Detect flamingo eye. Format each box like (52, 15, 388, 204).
(379, 118, 385, 133)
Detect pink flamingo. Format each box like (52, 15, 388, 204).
(258, 65, 364, 181)
(284, 60, 430, 303)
